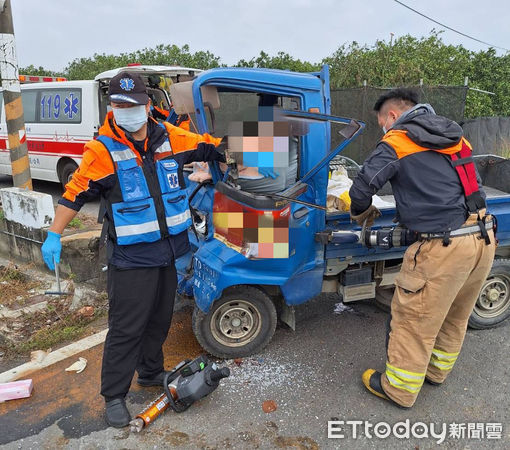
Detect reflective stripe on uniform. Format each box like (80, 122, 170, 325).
(110, 148, 138, 162)
(166, 210, 191, 227)
(155, 140, 173, 154)
(115, 220, 160, 237)
(429, 348, 459, 371)
(385, 363, 425, 394)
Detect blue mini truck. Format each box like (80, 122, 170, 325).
(171, 65, 510, 358)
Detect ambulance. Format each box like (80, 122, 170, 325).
(0, 65, 201, 187)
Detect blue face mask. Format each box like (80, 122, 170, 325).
(112, 105, 148, 132)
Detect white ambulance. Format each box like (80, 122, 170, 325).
(0, 65, 201, 187)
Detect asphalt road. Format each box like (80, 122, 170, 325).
(1, 295, 509, 449)
(0, 175, 100, 217)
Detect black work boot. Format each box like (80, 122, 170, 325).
(361, 369, 410, 409)
(425, 376, 442, 386)
(105, 398, 131, 428)
(137, 371, 168, 387)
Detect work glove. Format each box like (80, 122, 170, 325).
(350, 204, 381, 227)
(41, 230, 62, 271)
(258, 167, 280, 179)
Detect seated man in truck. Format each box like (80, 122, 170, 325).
(234, 95, 298, 194)
(190, 95, 299, 194)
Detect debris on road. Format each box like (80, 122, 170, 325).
(224, 357, 307, 395)
(333, 302, 354, 314)
(65, 357, 87, 374)
(0, 379, 33, 402)
(262, 400, 277, 413)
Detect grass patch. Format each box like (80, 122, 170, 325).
(7, 305, 108, 356)
(0, 265, 27, 282)
(0, 208, 4, 220)
(14, 323, 89, 353)
(0, 264, 40, 308)
(67, 217, 84, 229)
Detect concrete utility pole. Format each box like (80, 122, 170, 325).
(0, 0, 31, 189)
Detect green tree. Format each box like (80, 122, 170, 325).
(463, 49, 510, 117)
(19, 64, 65, 77)
(19, 33, 510, 118)
(323, 30, 510, 118)
(237, 51, 320, 72)
(64, 44, 221, 80)
(323, 31, 473, 87)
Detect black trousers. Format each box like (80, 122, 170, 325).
(101, 264, 177, 400)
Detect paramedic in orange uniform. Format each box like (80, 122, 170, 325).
(41, 72, 224, 427)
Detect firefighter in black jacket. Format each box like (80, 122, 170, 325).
(349, 88, 496, 408)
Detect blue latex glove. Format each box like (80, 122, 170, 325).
(258, 167, 279, 179)
(41, 231, 62, 271)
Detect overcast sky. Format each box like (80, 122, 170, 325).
(12, 0, 509, 72)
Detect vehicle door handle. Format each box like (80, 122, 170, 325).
(293, 207, 309, 219)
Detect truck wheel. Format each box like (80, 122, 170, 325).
(469, 259, 510, 329)
(374, 287, 393, 313)
(59, 161, 78, 189)
(192, 286, 277, 359)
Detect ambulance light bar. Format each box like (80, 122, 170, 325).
(19, 75, 67, 83)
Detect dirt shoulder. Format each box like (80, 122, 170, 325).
(0, 258, 108, 373)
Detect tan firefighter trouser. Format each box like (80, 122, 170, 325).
(381, 214, 496, 407)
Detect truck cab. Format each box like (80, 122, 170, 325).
(172, 65, 368, 357)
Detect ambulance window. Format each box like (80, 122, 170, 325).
(148, 88, 169, 110)
(21, 90, 37, 122)
(37, 88, 82, 123)
(98, 88, 109, 125)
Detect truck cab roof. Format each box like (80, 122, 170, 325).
(194, 67, 322, 93)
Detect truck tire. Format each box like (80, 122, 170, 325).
(374, 287, 393, 313)
(59, 160, 78, 189)
(192, 285, 277, 359)
(375, 260, 510, 329)
(469, 259, 510, 329)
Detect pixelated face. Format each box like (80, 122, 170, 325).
(213, 191, 290, 259)
(226, 106, 290, 169)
